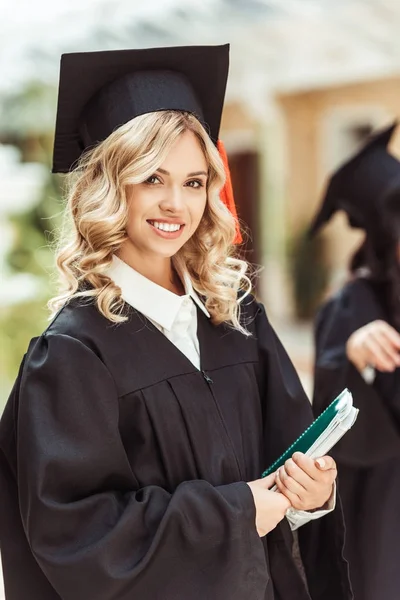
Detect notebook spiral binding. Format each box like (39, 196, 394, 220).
(261, 388, 350, 478)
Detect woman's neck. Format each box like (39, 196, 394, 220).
(116, 249, 184, 295)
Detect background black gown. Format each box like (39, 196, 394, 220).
(0, 296, 351, 600)
(313, 277, 400, 600)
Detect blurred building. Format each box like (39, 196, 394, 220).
(221, 74, 400, 317)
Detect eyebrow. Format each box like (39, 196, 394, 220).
(156, 168, 208, 178)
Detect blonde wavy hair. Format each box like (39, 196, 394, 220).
(49, 110, 253, 334)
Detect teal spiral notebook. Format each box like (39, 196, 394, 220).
(262, 388, 358, 478)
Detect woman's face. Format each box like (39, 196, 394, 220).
(123, 130, 208, 261)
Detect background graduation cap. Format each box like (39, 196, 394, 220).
(52, 44, 241, 242)
(309, 122, 400, 238)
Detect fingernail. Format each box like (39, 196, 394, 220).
(316, 458, 326, 468)
(293, 452, 302, 460)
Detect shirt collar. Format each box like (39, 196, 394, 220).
(106, 255, 210, 331)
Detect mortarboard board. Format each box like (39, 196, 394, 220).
(52, 44, 242, 243)
(309, 122, 400, 237)
(52, 45, 230, 174)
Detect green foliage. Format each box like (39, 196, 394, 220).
(1, 172, 62, 407)
(288, 226, 329, 321)
(6, 170, 64, 277)
(0, 82, 57, 138)
(0, 84, 64, 409)
(0, 297, 51, 410)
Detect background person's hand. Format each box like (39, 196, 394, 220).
(275, 453, 336, 511)
(346, 320, 400, 373)
(247, 474, 291, 537)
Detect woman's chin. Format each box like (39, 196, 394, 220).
(147, 239, 187, 259)
(123, 234, 190, 260)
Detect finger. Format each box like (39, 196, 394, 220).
(261, 473, 277, 489)
(364, 336, 397, 371)
(282, 458, 312, 489)
(275, 469, 302, 504)
(374, 330, 400, 366)
(373, 327, 400, 359)
(315, 459, 337, 485)
(377, 321, 400, 350)
(313, 463, 337, 496)
(278, 466, 308, 498)
(292, 452, 319, 480)
(364, 333, 395, 366)
(315, 456, 337, 471)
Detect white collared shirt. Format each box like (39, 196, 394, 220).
(106, 255, 335, 530)
(107, 255, 209, 370)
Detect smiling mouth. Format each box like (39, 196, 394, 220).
(147, 220, 184, 233)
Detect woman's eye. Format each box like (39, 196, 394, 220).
(186, 179, 204, 189)
(145, 175, 161, 185)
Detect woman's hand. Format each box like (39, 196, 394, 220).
(346, 320, 400, 373)
(274, 453, 336, 511)
(247, 474, 291, 537)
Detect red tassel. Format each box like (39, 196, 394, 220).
(217, 139, 242, 244)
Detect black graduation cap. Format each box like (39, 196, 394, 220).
(52, 45, 230, 173)
(309, 122, 400, 237)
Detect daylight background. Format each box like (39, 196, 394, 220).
(2, 1, 400, 417)
(1, 0, 400, 593)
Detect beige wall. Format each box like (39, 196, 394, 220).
(218, 78, 400, 311)
(221, 102, 258, 132)
(276, 76, 400, 284)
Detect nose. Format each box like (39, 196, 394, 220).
(159, 184, 185, 214)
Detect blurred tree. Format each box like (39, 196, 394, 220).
(0, 171, 63, 407)
(6, 167, 64, 277)
(0, 82, 63, 409)
(1, 81, 63, 279)
(0, 300, 50, 402)
(0, 81, 57, 143)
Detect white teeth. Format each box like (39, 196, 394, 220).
(151, 221, 181, 232)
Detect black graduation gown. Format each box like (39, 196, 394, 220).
(313, 278, 400, 600)
(0, 296, 351, 600)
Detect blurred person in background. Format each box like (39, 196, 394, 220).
(311, 124, 400, 600)
(0, 45, 351, 600)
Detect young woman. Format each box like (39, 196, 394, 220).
(312, 123, 400, 600)
(0, 45, 351, 600)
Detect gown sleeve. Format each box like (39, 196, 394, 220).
(254, 302, 314, 464)
(253, 303, 335, 526)
(313, 283, 400, 466)
(16, 333, 266, 600)
(253, 302, 352, 600)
